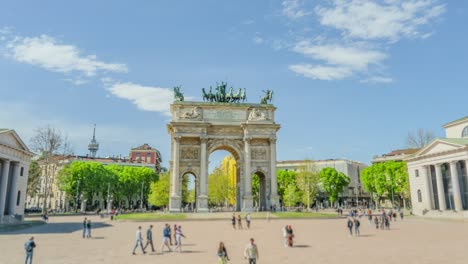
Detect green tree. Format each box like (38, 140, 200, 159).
(319, 167, 350, 206)
(27, 160, 42, 196)
(360, 161, 410, 208)
(148, 172, 170, 207)
(295, 160, 320, 210)
(208, 168, 230, 206)
(277, 170, 297, 202)
(283, 184, 301, 207)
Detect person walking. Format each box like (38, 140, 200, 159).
(86, 220, 92, 238)
(347, 218, 354, 237)
(174, 225, 186, 252)
(231, 214, 236, 229)
(82, 217, 87, 239)
(237, 215, 243, 230)
(246, 213, 251, 229)
(400, 211, 404, 220)
(367, 209, 373, 225)
(282, 225, 288, 247)
(168, 224, 173, 245)
(354, 218, 360, 237)
(132, 226, 146, 255)
(173, 224, 178, 245)
(161, 224, 172, 253)
(24, 236, 36, 264)
(143, 225, 155, 252)
(244, 238, 259, 264)
(287, 225, 294, 247)
(374, 216, 379, 230)
(217, 242, 230, 264)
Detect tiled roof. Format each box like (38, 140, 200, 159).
(131, 143, 156, 150)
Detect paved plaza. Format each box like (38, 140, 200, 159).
(1, 215, 467, 264)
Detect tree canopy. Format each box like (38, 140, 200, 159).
(148, 172, 170, 207)
(319, 167, 350, 205)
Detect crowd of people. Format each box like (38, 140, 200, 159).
(347, 208, 405, 237)
(23, 208, 406, 263)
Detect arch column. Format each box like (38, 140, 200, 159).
(169, 137, 182, 212)
(421, 166, 433, 210)
(269, 138, 279, 209)
(449, 161, 463, 211)
(435, 163, 446, 211)
(197, 137, 209, 212)
(0, 160, 11, 217)
(242, 137, 254, 211)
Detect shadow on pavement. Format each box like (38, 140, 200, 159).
(294, 245, 310, 248)
(0, 222, 113, 235)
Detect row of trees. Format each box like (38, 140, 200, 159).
(58, 161, 158, 208)
(360, 161, 410, 208)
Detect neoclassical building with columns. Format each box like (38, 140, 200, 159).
(407, 116, 468, 218)
(0, 129, 33, 223)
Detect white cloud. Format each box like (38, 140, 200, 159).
(315, 0, 446, 41)
(360, 76, 394, 84)
(106, 82, 174, 116)
(293, 41, 387, 70)
(4, 34, 127, 77)
(253, 36, 264, 44)
(282, 0, 311, 19)
(289, 64, 352, 80)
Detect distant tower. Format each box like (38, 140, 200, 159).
(88, 124, 99, 158)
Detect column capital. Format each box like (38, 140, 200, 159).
(269, 137, 277, 144)
(449, 160, 458, 165)
(173, 136, 182, 142)
(200, 136, 208, 144)
(244, 137, 252, 143)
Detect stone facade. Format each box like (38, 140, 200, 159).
(0, 129, 33, 223)
(167, 102, 280, 212)
(407, 116, 468, 218)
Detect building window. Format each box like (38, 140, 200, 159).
(415, 169, 419, 177)
(16, 191, 21, 206)
(136, 153, 140, 158)
(147, 153, 151, 158)
(417, 190, 422, 202)
(463, 126, 468, 138)
(20, 167, 24, 176)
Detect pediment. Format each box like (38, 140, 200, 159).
(0, 130, 30, 152)
(416, 140, 465, 157)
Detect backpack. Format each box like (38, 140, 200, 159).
(24, 242, 32, 252)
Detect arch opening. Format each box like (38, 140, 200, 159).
(253, 171, 267, 211)
(182, 172, 197, 212)
(208, 149, 240, 211)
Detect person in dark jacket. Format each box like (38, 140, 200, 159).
(143, 225, 155, 252)
(347, 218, 353, 236)
(24, 237, 36, 264)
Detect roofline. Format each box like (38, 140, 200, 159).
(0, 129, 33, 154)
(443, 116, 468, 128)
(277, 159, 367, 166)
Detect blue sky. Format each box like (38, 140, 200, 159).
(1, 0, 467, 167)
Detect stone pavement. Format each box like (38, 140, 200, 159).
(1, 215, 467, 264)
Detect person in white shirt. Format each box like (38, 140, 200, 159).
(244, 238, 259, 264)
(174, 225, 186, 252)
(246, 214, 251, 229)
(132, 226, 146, 255)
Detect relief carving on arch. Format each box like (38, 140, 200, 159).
(180, 147, 200, 160)
(180, 107, 202, 120)
(251, 148, 267, 160)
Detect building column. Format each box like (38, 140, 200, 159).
(169, 137, 181, 212)
(435, 163, 446, 210)
(421, 166, 433, 210)
(449, 161, 463, 211)
(0, 160, 11, 217)
(8, 162, 20, 215)
(198, 137, 208, 212)
(243, 137, 253, 211)
(269, 137, 279, 208)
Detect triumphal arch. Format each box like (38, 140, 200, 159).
(167, 84, 280, 212)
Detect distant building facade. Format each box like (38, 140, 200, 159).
(407, 117, 468, 218)
(129, 143, 162, 172)
(276, 159, 368, 207)
(372, 148, 419, 163)
(0, 129, 33, 223)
